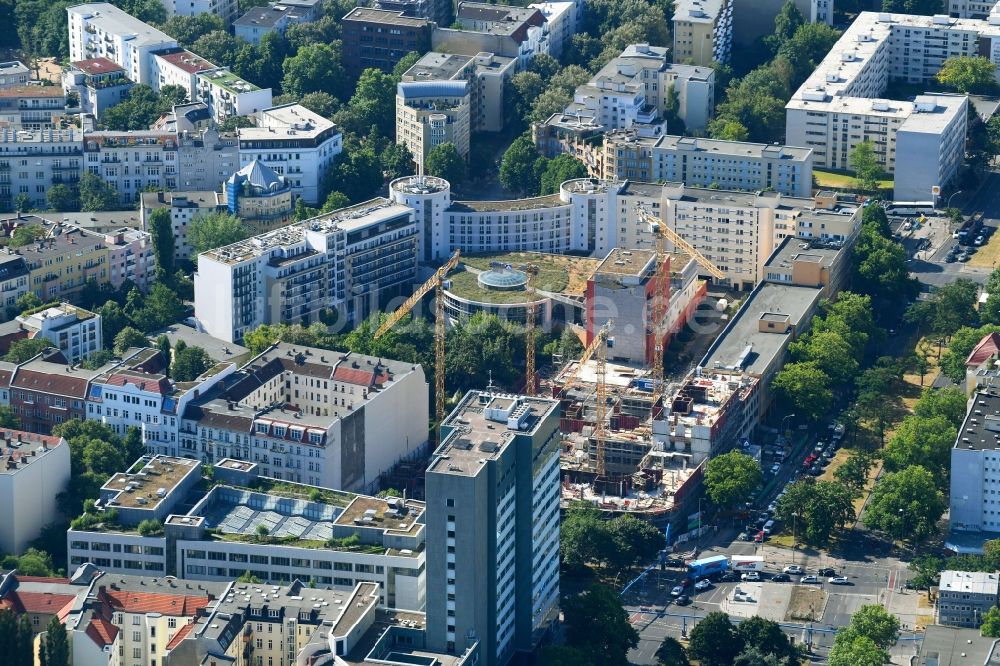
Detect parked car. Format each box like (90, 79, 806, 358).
(783, 565, 804, 574)
(671, 585, 685, 597)
(975, 235, 986, 246)
(800, 575, 820, 584)
(808, 467, 823, 476)
(959, 252, 971, 262)
(770, 463, 781, 475)
(664, 558, 685, 568)
(741, 571, 761, 582)
(829, 576, 850, 585)
(694, 579, 712, 591)
(767, 501, 778, 513)
(754, 531, 766, 543)
(818, 567, 836, 577)
(720, 572, 741, 582)
(771, 573, 791, 582)
(675, 594, 691, 606)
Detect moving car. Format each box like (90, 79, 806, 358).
(741, 571, 761, 581)
(770, 463, 781, 475)
(800, 575, 820, 584)
(671, 585, 684, 597)
(818, 567, 836, 577)
(720, 572, 741, 582)
(783, 565, 804, 575)
(675, 594, 691, 606)
(754, 530, 766, 543)
(694, 579, 712, 591)
(771, 573, 791, 582)
(829, 576, 849, 585)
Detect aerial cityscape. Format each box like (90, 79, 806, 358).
(1, 0, 1000, 664)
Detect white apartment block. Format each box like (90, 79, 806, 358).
(390, 175, 859, 288)
(83, 131, 180, 204)
(937, 571, 1000, 627)
(161, 0, 239, 24)
(140, 190, 226, 262)
(950, 0, 999, 19)
(62, 58, 135, 120)
(0, 62, 30, 90)
(67, 4, 179, 86)
(603, 132, 815, 198)
(0, 431, 70, 555)
(195, 69, 273, 124)
(238, 104, 343, 204)
(528, 1, 577, 57)
(16, 304, 102, 364)
(951, 390, 1000, 538)
(150, 48, 218, 101)
(402, 51, 516, 133)
(785, 11, 998, 200)
(672, 0, 734, 65)
(194, 199, 418, 343)
(177, 127, 240, 192)
(396, 80, 472, 170)
(0, 128, 84, 211)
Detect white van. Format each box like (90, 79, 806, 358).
(762, 520, 775, 534)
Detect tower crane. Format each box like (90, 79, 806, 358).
(593, 323, 610, 478)
(519, 263, 539, 396)
(635, 204, 724, 412)
(374, 249, 461, 439)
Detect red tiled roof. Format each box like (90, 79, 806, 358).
(0, 591, 76, 615)
(104, 373, 172, 395)
(85, 617, 119, 647)
(155, 49, 217, 74)
(165, 621, 195, 650)
(11, 369, 90, 398)
(967, 332, 1000, 368)
(72, 58, 126, 76)
(100, 589, 210, 617)
(15, 576, 70, 584)
(0, 369, 13, 389)
(332, 366, 375, 386)
(0, 86, 65, 98)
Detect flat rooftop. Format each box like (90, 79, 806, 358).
(235, 5, 304, 27)
(102, 456, 200, 510)
(595, 248, 656, 278)
(403, 52, 471, 81)
(239, 104, 336, 141)
(199, 69, 260, 94)
(918, 625, 1000, 666)
(448, 193, 565, 213)
(153, 49, 217, 75)
(68, 3, 176, 47)
(198, 485, 343, 542)
(940, 570, 999, 595)
(334, 495, 423, 536)
(956, 390, 1000, 451)
(700, 283, 822, 376)
(654, 135, 813, 161)
(72, 58, 126, 76)
(673, 0, 726, 23)
(431, 391, 559, 476)
(0, 431, 63, 475)
(341, 6, 431, 26)
(764, 237, 846, 271)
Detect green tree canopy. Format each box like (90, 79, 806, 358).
(282, 42, 348, 100)
(5, 337, 52, 363)
(771, 362, 833, 421)
(147, 207, 176, 282)
(687, 612, 743, 666)
(78, 172, 121, 212)
(774, 479, 855, 544)
(540, 154, 587, 195)
(913, 387, 969, 427)
(850, 141, 884, 192)
(160, 13, 225, 47)
(704, 451, 762, 506)
(425, 143, 467, 185)
(982, 606, 1000, 637)
(936, 56, 997, 94)
(864, 465, 946, 541)
(172, 346, 211, 382)
(113, 326, 149, 356)
(562, 585, 639, 665)
(500, 136, 543, 196)
(655, 636, 689, 666)
(45, 184, 79, 212)
(882, 414, 957, 487)
(188, 212, 250, 254)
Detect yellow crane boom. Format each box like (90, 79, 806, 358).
(374, 249, 461, 435)
(556, 322, 611, 397)
(636, 205, 727, 281)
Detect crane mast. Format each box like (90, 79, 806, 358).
(520, 264, 539, 396)
(374, 249, 461, 438)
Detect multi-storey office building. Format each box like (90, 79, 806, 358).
(237, 104, 343, 204)
(784, 11, 996, 201)
(62, 58, 134, 120)
(672, 0, 733, 65)
(341, 8, 434, 79)
(0, 431, 69, 555)
(402, 51, 516, 133)
(195, 199, 418, 343)
(67, 456, 428, 610)
(425, 390, 561, 666)
(67, 4, 179, 86)
(396, 80, 472, 169)
(0, 128, 84, 211)
(603, 132, 814, 198)
(0, 87, 67, 130)
(937, 571, 1000, 627)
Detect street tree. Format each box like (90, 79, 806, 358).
(734, 616, 796, 662)
(539, 646, 595, 666)
(834, 450, 875, 497)
(655, 636, 689, 666)
(864, 465, 946, 542)
(687, 611, 744, 666)
(852, 223, 919, 306)
(499, 136, 543, 196)
(78, 172, 120, 212)
(45, 184, 78, 212)
(704, 451, 762, 506)
(828, 634, 888, 666)
(606, 513, 664, 572)
(936, 56, 997, 94)
(562, 585, 638, 666)
(850, 141, 884, 192)
(775, 480, 855, 545)
(790, 330, 858, 386)
(882, 415, 957, 487)
(771, 362, 833, 421)
(281, 42, 348, 99)
(842, 604, 900, 649)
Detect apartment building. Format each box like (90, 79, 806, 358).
(0, 87, 67, 130)
(432, 3, 549, 68)
(535, 44, 715, 166)
(235, 3, 310, 45)
(68, 456, 428, 610)
(375, 0, 453, 27)
(949, 0, 997, 18)
(13, 221, 110, 301)
(14, 303, 102, 364)
(0, 431, 69, 555)
(150, 48, 217, 102)
(140, 190, 225, 262)
(224, 159, 295, 233)
(195, 198, 418, 342)
(425, 390, 561, 666)
(785, 12, 992, 201)
(0, 570, 83, 634)
(672, 0, 734, 65)
(9, 354, 121, 433)
(178, 343, 428, 493)
(62, 58, 134, 120)
(196, 69, 273, 125)
(83, 130, 180, 204)
(602, 132, 814, 198)
(161, 0, 238, 24)
(67, 4, 179, 86)
(0, 62, 30, 91)
(396, 81, 471, 170)
(341, 8, 434, 79)
(402, 51, 516, 133)
(950, 389, 1000, 539)
(237, 104, 343, 204)
(733, 0, 833, 46)
(0, 252, 30, 311)
(0, 128, 84, 211)
(177, 127, 239, 192)
(528, 1, 577, 57)
(937, 571, 1000, 627)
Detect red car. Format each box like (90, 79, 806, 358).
(754, 530, 766, 543)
